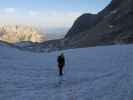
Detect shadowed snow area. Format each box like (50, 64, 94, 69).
(0, 43, 133, 100)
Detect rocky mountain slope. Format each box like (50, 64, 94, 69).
(0, 25, 46, 43)
(66, 0, 133, 46)
(65, 14, 97, 38)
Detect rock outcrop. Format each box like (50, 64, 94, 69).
(65, 0, 133, 47)
(0, 25, 46, 43)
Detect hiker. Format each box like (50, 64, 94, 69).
(57, 53, 65, 76)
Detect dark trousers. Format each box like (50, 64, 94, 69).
(58, 64, 64, 76)
(59, 67, 63, 76)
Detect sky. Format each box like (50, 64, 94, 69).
(0, 0, 111, 30)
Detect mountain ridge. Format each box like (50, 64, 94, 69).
(0, 25, 47, 43)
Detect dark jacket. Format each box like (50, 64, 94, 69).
(57, 55, 65, 68)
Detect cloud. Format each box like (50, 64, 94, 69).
(29, 10, 39, 16)
(40, 11, 81, 27)
(0, 8, 82, 28)
(4, 8, 16, 14)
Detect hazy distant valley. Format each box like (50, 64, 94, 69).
(0, 25, 68, 44)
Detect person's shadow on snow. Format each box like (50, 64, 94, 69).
(55, 76, 64, 88)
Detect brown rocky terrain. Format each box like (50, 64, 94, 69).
(0, 25, 46, 43)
